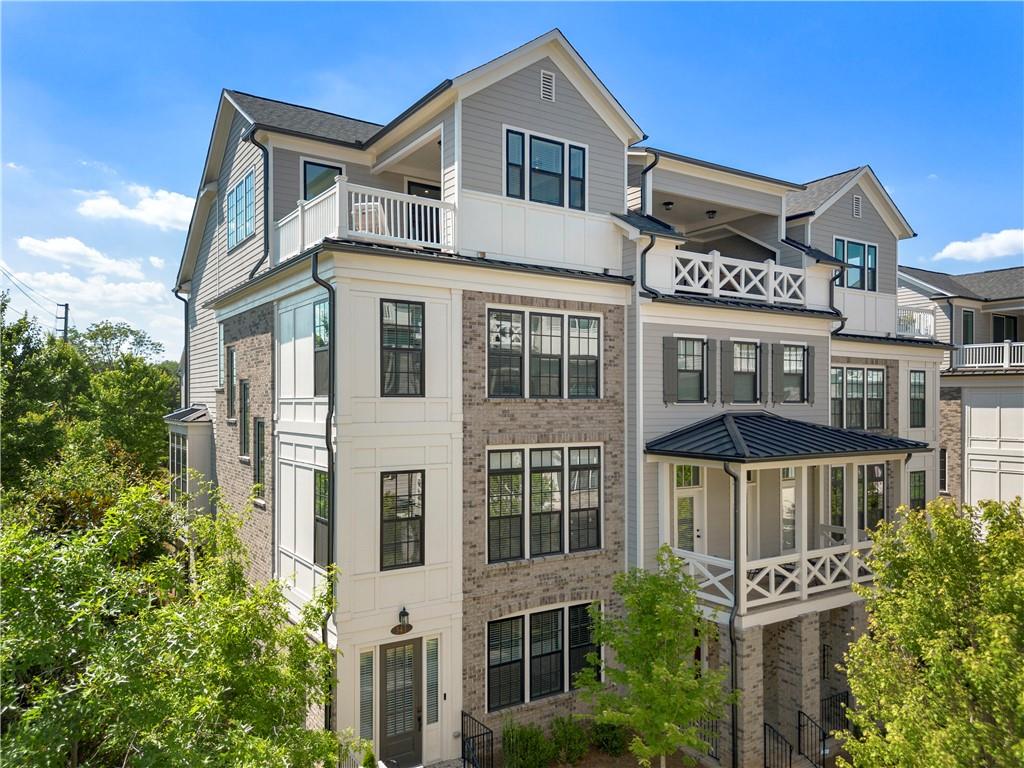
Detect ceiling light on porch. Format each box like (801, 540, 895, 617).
(662, 200, 675, 211)
(706, 209, 718, 220)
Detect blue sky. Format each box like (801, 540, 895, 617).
(3, 2, 1022, 356)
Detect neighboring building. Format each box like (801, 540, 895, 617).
(169, 29, 945, 768)
(898, 265, 1024, 505)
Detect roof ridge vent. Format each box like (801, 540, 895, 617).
(540, 70, 556, 102)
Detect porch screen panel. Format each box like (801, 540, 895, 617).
(829, 467, 845, 543)
(359, 651, 374, 739)
(858, 464, 885, 533)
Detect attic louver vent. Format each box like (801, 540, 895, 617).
(852, 194, 863, 218)
(540, 70, 556, 102)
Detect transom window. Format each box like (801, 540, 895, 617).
(226, 170, 255, 250)
(314, 299, 329, 398)
(732, 342, 758, 403)
(380, 470, 424, 570)
(831, 366, 885, 430)
(303, 160, 343, 200)
(381, 300, 424, 397)
(909, 370, 926, 428)
(782, 345, 806, 403)
(488, 308, 600, 399)
(834, 238, 878, 292)
(505, 129, 587, 211)
(675, 338, 705, 402)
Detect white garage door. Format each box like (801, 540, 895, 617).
(964, 387, 1024, 506)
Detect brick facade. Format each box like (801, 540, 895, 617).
(215, 302, 275, 584)
(939, 386, 963, 501)
(461, 291, 625, 739)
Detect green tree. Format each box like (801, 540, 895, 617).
(576, 545, 729, 768)
(0, 449, 358, 767)
(69, 320, 164, 370)
(840, 498, 1024, 768)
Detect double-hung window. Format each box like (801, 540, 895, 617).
(835, 238, 878, 291)
(530, 449, 563, 556)
(506, 131, 525, 199)
(505, 130, 586, 211)
(314, 299, 330, 398)
(909, 371, 926, 428)
(529, 609, 563, 700)
(733, 342, 758, 403)
(488, 450, 525, 562)
(529, 136, 564, 207)
(782, 345, 806, 403)
(866, 369, 885, 430)
(568, 603, 598, 688)
(253, 418, 265, 498)
(226, 170, 255, 250)
(962, 309, 975, 345)
(303, 160, 342, 200)
(832, 366, 884, 430)
(845, 369, 865, 429)
(909, 470, 926, 509)
(380, 470, 424, 570)
(488, 310, 524, 397)
(830, 367, 844, 427)
(939, 448, 948, 493)
(568, 145, 585, 211)
(381, 300, 424, 397)
(226, 346, 237, 418)
(487, 616, 524, 711)
(529, 314, 563, 398)
(313, 469, 330, 568)
(675, 338, 705, 402)
(568, 448, 600, 552)
(568, 317, 599, 398)
(857, 463, 885, 536)
(239, 380, 250, 456)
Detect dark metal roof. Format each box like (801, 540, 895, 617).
(833, 331, 953, 350)
(646, 411, 930, 463)
(611, 211, 682, 238)
(642, 291, 839, 319)
(164, 405, 210, 423)
(784, 167, 863, 217)
(781, 237, 845, 267)
(899, 265, 1024, 302)
(226, 90, 383, 147)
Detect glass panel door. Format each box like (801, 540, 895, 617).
(380, 638, 422, 768)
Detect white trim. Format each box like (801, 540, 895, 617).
(298, 155, 346, 201)
(809, 167, 915, 240)
(833, 235, 880, 292)
(502, 123, 590, 213)
(372, 123, 443, 176)
(897, 268, 953, 297)
(829, 363, 887, 430)
(961, 308, 975, 345)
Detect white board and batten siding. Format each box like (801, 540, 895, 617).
(459, 57, 625, 272)
(964, 386, 1024, 506)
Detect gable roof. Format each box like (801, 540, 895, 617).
(784, 167, 862, 218)
(646, 411, 930, 463)
(225, 90, 383, 147)
(899, 265, 1024, 301)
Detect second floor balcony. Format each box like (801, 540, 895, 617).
(952, 340, 1024, 369)
(274, 176, 455, 262)
(896, 306, 936, 339)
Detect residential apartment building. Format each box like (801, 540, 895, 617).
(167, 29, 944, 768)
(897, 265, 1023, 506)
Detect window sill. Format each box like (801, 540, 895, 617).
(226, 418, 237, 426)
(253, 498, 266, 509)
(215, 387, 225, 394)
(487, 688, 577, 716)
(239, 456, 250, 465)
(489, 549, 603, 567)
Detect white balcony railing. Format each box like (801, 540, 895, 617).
(673, 250, 806, 305)
(953, 341, 1024, 369)
(273, 176, 455, 263)
(896, 306, 936, 338)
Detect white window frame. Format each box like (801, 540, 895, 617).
(729, 336, 761, 404)
(672, 464, 705, 554)
(779, 340, 809, 405)
(830, 364, 886, 430)
(217, 323, 225, 387)
(501, 124, 589, 213)
(833, 236, 880, 292)
(225, 166, 256, 250)
(673, 333, 709, 404)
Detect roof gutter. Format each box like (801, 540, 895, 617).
(173, 289, 189, 406)
(244, 127, 271, 279)
(722, 461, 741, 768)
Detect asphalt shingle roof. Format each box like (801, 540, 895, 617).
(646, 411, 930, 463)
(227, 90, 383, 146)
(785, 167, 864, 218)
(900, 265, 1024, 301)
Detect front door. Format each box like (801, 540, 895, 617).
(380, 638, 422, 768)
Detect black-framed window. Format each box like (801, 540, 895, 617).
(488, 616, 524, 711)
(676, 338, 705, 402)
(830, 367, 843, 427)
(909, 470, 926, 510)
(858, 463, 885, 533)
(314, 299, 329, 398)
(733, 342, 758, 403)
(835, 239, 877, 292)
(169, 432, 187, 502)
(866, 369, 885, 430)
(845, 368, 865, 429)
(314, 468, 330, 568)
(569, 448, 600, 552)
(529, 314, 563, 398)
(909, 370, 926, 428)
(226, 346, 237, 418)
(846, 241, 865, 290)
(488, 450, 524, 562)
(866, 245, 877, 291)
(568, 603, 598, 688)
(529, 449, 563, 556)
(782, 345, 806, 403)
(529, 136, 564, 207)
(253, 418, 265, 497)
(226, 170, 255, 250)
(506, 131, 525, 199)
(488, 310, 524, 398)
(530, 609, 564, 699)
(568, 316, 599, 398)
(939, 448, 948, 493)
(994, 314, 1019, 342)
(962, 309, 975, 345)
(381, 300, 424, 397)
(239, 380, 250, 456)
(304, 160, 342, 201)
(568, 145, 585, 211)
(380, 470, 424, 570)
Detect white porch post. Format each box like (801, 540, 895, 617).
(334, 175, 349, 238)
(735, 465, 748, 615)
(797, 465, 808, 601)
(659, 462, 672, 552)
(845, 461, 858, 546)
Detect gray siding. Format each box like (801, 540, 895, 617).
(623, 238, 639, 568)
(688, 212, 802, 267)
(651, 167, 781, 216)
(627, 157, 644, 212)
(810, 183, 897, 294)
(786, 220, 808, 244)
(898, 283, 951, 367)
(461, 57, 626, 215)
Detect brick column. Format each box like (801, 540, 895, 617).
(719, 623, 764, 768)
(774, 614, 821, 740)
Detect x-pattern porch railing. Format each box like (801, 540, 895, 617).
(673, 250, 806, 305)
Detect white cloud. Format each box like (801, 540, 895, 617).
(16, 236, 143, 279)
(148, 256, 166, 269)
(927, 173, 939, 181)
(933, 228, 1024, 263)
(5, 162, 24, 170)
(77, 185, 194, 231)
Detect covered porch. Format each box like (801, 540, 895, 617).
(646, 411, 930, 616)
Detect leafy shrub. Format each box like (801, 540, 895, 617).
(550, 716, 589, 765)
(503, 720, 555, 768)
(591, 721, 629, 757)
(362, 746, 377, 768)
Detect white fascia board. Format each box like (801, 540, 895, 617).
(897, 269, 952, 297)
(811, 167, 915, 240)
(654, 154, 794, 198)
(831, 337, 947, 362)
(264, 132, 372, 167)
(640, 303, 833, 336)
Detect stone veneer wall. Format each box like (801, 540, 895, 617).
(461, 291, 625, 741)
(939, 386, 963, 502)
(215, 301, 274, 585)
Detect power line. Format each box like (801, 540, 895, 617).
(0, 265, 55, 314)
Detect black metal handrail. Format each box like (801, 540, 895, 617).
(798, 710, 826, 768)
(821, 690, 850, 736)
(693, 716, 720, 760)
(763, 722, 792, 768)
(461, 711, 493, 768)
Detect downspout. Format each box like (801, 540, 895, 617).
(639, 234, 662, 298)
(311, 249, 337, 732)
(830, 268, 846, 335)
(173, 289, 189, 406)
(722, 461, 741, 768)
(639, 150, 660, 214)
(246, 127, 272, 280)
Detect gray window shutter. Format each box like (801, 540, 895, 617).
(721, 341, 734, 404)
(772, 343, 785, 404)
(706, 339, 718, 404)
(759, 343, 770, 403)
(663, 337, 677, 404)
(807, 346, 816, 405)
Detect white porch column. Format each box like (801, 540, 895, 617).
(845, 461, 858, 546)
(735, 465, 748, 615)
(797, 465, 808, 601)
(659, 461, 672, 551)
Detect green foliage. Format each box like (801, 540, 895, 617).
(362, 745, 378, 768)
(550, 716, 589, 765)
(0, 449, 358, 767)
(576, 545, 729, 768)
(591, 722, 630, 757)
(502, 720, 556, 768)
(839, 497, 1024, 768)
(69, 319, 164, 369)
